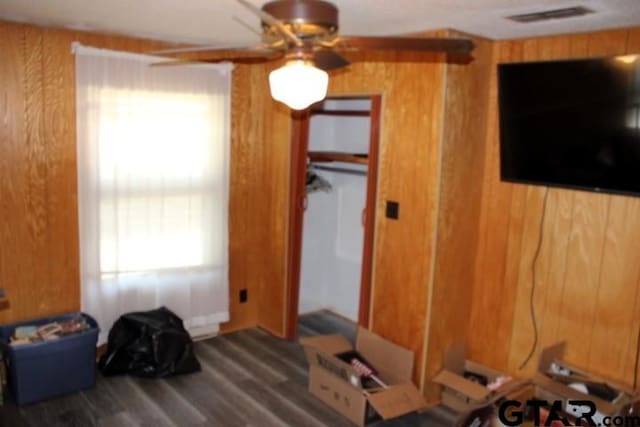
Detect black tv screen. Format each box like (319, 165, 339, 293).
(498, 55, 640, 196)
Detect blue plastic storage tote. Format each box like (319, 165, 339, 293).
(0, 312, 99, 405)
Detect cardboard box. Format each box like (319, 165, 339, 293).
(534, 342, 640, 425)
(496, 383, 574, 426)
(495, 381, 623, 426)
(301, 328, 427, 426)
(432, 345, 529, 415)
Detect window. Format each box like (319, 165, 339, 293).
(97, 89, 224, 276)
(74, 44, 231, 341)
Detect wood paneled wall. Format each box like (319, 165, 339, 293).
(0, 21, 266, 332)
(337, 49, 448, 386)
(4, 17, 640, 392)
(421, 33, 494, 397)
(225, 63, 289, 333)
(235, 35, 456, 383)
(0, 22, 100, 323)
(467, 27, 640, 387)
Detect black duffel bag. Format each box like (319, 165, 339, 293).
(99, 306, 201, 377)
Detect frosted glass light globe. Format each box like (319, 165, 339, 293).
(269, 60, 329, 110)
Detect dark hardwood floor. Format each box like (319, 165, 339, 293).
(0, 312, 458, 426)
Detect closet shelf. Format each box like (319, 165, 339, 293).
(310, 109, 371, 117)
(308, 151, 368, 165)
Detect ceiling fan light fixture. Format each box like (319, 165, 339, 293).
(269, 60, 328, 110)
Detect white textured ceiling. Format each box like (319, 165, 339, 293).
(0, 0, 638, 46)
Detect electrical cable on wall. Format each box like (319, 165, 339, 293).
(519, 187, 550, 370)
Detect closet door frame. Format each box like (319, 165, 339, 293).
(284, 95, 382, 339)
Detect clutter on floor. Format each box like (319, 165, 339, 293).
(530, 342, 640, 425)
(0, 312, 99, 405)
(301, 326, 427, 426)
(433, 344, 528, 425)
(99, 306, 201, 378)
(449, 342, 640, 427)
(8, 315, 90, 346)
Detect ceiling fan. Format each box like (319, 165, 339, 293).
(155, 0, 475, 109)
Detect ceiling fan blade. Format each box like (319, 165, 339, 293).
(151, 49, 285, 66)
(151, 45, 260, 55)
(312, 49, 351, 71)
(334, 36, 475, 54)
(235, 0, 302, 47)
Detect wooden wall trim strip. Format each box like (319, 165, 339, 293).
(284, 110, 310, 339)
(418, 44, 450, 393)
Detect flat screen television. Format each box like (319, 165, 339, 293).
(498, 54, 640, 196)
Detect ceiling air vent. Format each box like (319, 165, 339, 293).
(507, 6, 594, 23)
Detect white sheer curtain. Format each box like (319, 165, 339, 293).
(74, 43, 232, 343)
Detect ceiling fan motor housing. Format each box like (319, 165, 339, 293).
(261, 0, 339, 40)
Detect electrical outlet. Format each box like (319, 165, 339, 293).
(386, 201, 399, 219)
(239, 289, 248, 303)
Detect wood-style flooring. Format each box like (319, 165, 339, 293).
(0, 311, 458, 426)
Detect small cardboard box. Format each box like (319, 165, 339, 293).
(301, 328, 427, 426)
(534, 342, 640, 425)
(496, 381, 621, 425)
(497, 383, 573, 425)
(432, 345, 528, 415)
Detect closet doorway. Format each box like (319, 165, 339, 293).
(286, 95, 381, 339)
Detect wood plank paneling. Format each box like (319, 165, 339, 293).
(536, 189, 575, 354)
(221, 59, 292, 335)
(41, 28, 81, 317)
(4, 17, 640, 392)
(421, 33, 493, 398)
(0, 21, 261, 333)
(467, 40, 523, 369)
(468, 27, 640, 386)
(224, 63, 262, 333)
(0, 23, 169, 323)
(330, 48, 447, 386)
(589, 196, 640, 379)
(251, 34, 454, 384)
(504, 35, 573, 374)
(250, 64, 291, 335)
(506, 186, 552, 372)
(0, 22, 30, 322)
(22, 26, 51, 317)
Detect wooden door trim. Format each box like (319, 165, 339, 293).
(285, 110, 310, 339)
(358, 95, 382, 328)
(284, 97, 382, 339)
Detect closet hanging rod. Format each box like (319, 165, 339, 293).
(311, 164, 367, 176)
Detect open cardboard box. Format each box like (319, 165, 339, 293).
(534, 342, 640, 425)
(432, 345, 529, 416)
(496, 380, 637, 426)
(300, 327, 427, 426)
